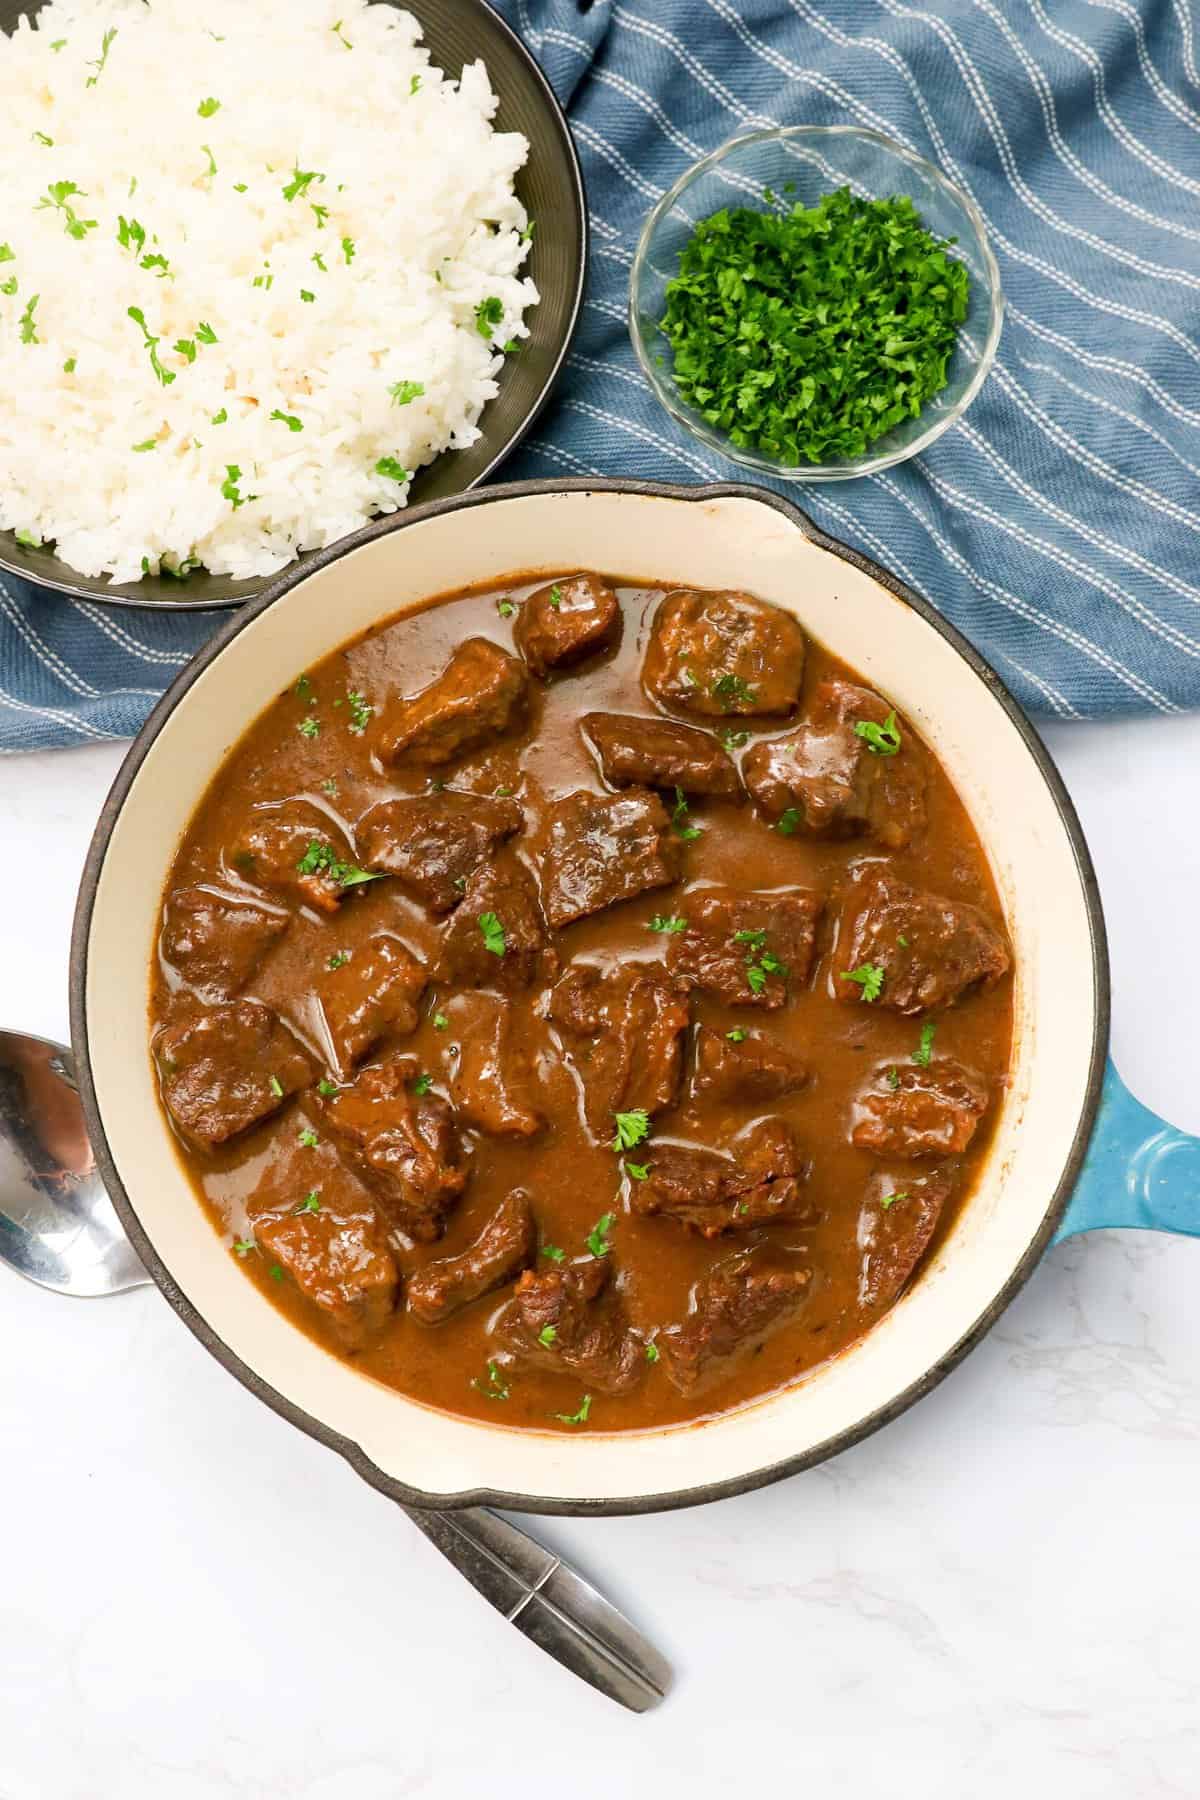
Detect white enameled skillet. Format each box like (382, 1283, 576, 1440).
(70, 479, 1114, 1515)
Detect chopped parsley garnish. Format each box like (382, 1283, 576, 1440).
(0, 244, 13, 263)
(268, 1074, 284, 1098)
(295, 840, 383, 888)
(671, 786, 702, 842)
(282, 166, 325, 203)
(326, 950, 349, 970)
(321, 777, 339, 797)
(19, 295, 39, 344)
(712, 672, 757, 710)
(200, 145, 217, 181)
(898, 934, 909, 948)
(115, 214, 145, 253)
(270, 408, 303, 432)
(726, 1028, 747, 1043)
(409, 73, 421, 95)
(174, 339, 197, 365)
(84, 26, 117, 87)
(722, 729, 749, 752)
(33, 131, 53, 147)
(548, 583, 563, 609)
(221, 464, 251, 507)
(410, 1072, 433, 1097)
(197, 97, 220, 117)
(554, 1394, 592, 1426)
(128, 306, 175, 387)
(497, 599, 515, 617)
(658, 189, 969, 466)
(886, 1066, 900, 1091)
(346, 690, 371, 734)
(297, 1128, 320, 1148)
(540, 1245, 565, 1265)
(341, 236, 355, 264)
(855, 711, 902, 757)
(586, 1212, 616, 1258)
(538, 1324, 557, 1347)
(295, 672, 312, 698)
(375, 456, 409, 482)
(0, 277, 17, 297)
(389, 379, 425, 406)
(311, 203, 329, 230)
(211, 407, 228, 425)
(196, 322, 217, 344)
(233, 1238, 255, 1257)
(645, 1341, 660, 1364)
(131, 438, 158, 453)
(913, 1020, 936, 1067)
(331, 19, 352, 48)
(624, 1161, 651, 1182)
(15, 528, 40, 547)
(478, 912, 506, 957)
(733, 928, 767, 950)
(269, 1264, 284, 1281)
(737, 928, 787, 996)
(37, 180, 97, 239)
(472, 1360, 509, 1401)
(841, 962, 885, 1002)
(611, 1110, 650, 1153)
(295, 1189, 321, 1214)
(880, 1190, 909, 1211)
(433, 1012, 448, 1031)
(141, 252, 170, 277)
(474, 295, 504, 339)
(520, 219, 536, 242)
(648, 914, 687, 934)
(51, 38, 66, 50)
(317, 1078, 338, 1098)
(776, 807, 801, 836)
(312, 251, 327, 272)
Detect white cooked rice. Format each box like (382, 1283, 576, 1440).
(0, 0, 537, 581)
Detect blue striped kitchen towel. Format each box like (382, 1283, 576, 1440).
(3, 0, 1200, 749)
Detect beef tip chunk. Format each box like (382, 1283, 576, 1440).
(548, 962, 689, 1139)
(631, 1118, 811, 1237)
(857, 1170, 953, 1310)
(643, 588, 806, 718)
(499, 1258, 642, 1394)
(668, 885, 822, 1009)
(540, 788, 682, 929)
(582, 712, 740, 798)
(356, 792, 523, 915)
(690, 1024, 807, 1105)
(852, 1061, 991, 1158)
(407, 1190, 536, 1324)
(438, 856, 549, 992)
(513, 573, 620, 677)
(249, 1194, 398, 1350)
(375, 638, 528, 767)
(232, 801, 363, 915)
(159, 885, 287, 1000)
(834, 867, 1011, 1015)
(153, 1000, 313, 1150)
(319, 1054, 466, 1242)
(320, 935, 427, 1077)
(446, 993, 544, 1137)
(744, 680, 926, 850)
(659, 1252, 812, 1395)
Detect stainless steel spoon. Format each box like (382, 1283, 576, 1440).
(0, 1028, 671, 1712)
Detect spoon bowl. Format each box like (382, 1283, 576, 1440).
(0, 1030, 149, 1297)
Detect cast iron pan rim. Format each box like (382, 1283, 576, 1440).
(69, 476, 1111, 1517)
(0, 0, 587, 612)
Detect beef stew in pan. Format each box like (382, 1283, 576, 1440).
(148, 575, 1013, 1430)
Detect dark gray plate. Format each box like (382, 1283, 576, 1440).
(0, 0, 585, 610)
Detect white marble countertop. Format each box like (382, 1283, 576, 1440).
(2, 715, 1198, 1799)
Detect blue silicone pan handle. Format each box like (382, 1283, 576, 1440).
(1055, 1058, 1200, 1241)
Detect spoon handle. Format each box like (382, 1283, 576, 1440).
(402, 1504, 671, 1711)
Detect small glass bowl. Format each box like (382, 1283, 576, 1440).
(629, 125, 1004, 482)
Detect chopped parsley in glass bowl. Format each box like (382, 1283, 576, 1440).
(629, 125, 1003, 482)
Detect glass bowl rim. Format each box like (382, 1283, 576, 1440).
(628, 123, 1005, 483)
